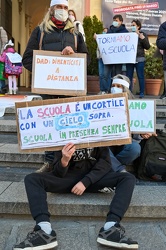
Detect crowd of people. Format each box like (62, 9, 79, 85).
(0, 0, 164, 249)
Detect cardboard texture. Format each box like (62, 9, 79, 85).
(32, 50, 87, 96)
(15, 93, 131, 152)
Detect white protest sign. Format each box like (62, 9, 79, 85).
(96, 32, 138, 64)
(32, 50, 87, 96)
(129, 100, 155, 133)
(16, 93, 131, 152)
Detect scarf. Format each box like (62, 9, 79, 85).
(51, 16, 66, 29)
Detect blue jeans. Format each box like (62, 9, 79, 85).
(98, 58, 105, 91)
(101, 64, 123, 92)
(98, 58, 112, 91)
(126, 61, 145, 94)
(109, 141, 141, 172)
(0, 80, 6, 91)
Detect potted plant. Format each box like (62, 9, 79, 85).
(144, 43, 164, 95)
(83, 15, 103, 94)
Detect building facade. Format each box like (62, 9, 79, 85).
(0, 0, 156, 88)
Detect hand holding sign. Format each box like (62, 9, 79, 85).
(61, 46, 75, 55)
(61, 143, 76, 167)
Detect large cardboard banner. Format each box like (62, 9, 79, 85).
(15, 93, 131, 152)
(102, 0, 166, 35)
(129, 99, 155, 133)
(32, 50, 87, 96)
(96, 33, 138, 64)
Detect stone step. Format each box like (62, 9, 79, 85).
(0, 180, 165, 219)
(0, 143, 44, 168)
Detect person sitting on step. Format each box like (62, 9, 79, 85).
(13, 143, 138, 250)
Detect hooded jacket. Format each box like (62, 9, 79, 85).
(156, 21, 166, 70)
(22, 20, 88, 72)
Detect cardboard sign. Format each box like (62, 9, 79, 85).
(15, 93, 131, 152)
(32, 50, 87, 96)
(96, 32, 138, 64)
(129, 100, 155, 133)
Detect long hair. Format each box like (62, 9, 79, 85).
(39, 7, 55, 33)
(112, 74, 135, 99)
(68, 9, 77, 21)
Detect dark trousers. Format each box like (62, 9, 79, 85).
(126, 62, 145, 94)
(24, 171, 136, 224)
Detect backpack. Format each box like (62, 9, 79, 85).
(137, 131, 166, 181)
(5, 52, 22, 75)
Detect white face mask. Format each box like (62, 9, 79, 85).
(111, 87, 123, 94)
(69, 15, 75, 22)
(112, 21, 119, 27)
(54, 9, 68, 22)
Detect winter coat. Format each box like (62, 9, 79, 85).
(51, 147, 113, 188)
(136, 31, 150, 58)
(0, 47, 15, 63)
(107, 24, 129, 34)
(156, 21, 166, 70)
(22, 20, 88, 72)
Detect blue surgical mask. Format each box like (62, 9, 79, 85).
(111, 87, 123, 94)
(102, 31, 106, 34)
(131, 26, 137, 32)
(112, 21, 119, 27)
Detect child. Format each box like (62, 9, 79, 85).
(13, 143, 138, 250)
(0, 40, 22, 94)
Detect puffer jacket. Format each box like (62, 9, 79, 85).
(22, 20, 88, 72)
(156, 21, 166, 70)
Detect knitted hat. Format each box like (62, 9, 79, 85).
(50, 0, 69, 7)
(4, 39, 14, 49)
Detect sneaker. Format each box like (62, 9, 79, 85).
(98, 187, 115, 193)
(36, 162, 52, 173)
(139, 93, 144, 99)
(13, 225, 58, 250)
(97, 91, 107, 95)
(97, 223, 138, 249)
(160, 92, 166, 99)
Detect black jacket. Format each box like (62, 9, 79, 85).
(136, 31, 150, 58)
(107, 24, 128, 34)
(51, 147, 113, 188)
(22, 20, 88, 72)
(156, 21, 166, 70)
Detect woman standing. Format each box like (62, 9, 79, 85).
(126, 19, 150, 98)
(68, 9, 86, 42)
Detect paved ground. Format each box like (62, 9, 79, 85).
(0, 216, 166, 250)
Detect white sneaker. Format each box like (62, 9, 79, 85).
(36, 162, 52, 173)
(98, 187, 115, 193)
(8, 89, 13, 95)
(98, 91, 107, 95)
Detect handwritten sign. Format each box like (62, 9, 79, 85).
(32, 50, 87, 96)
(96, 32, 138, 64)
(129, 99, 155, 133)
(15, 93, 131, 152)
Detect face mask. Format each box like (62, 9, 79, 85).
(131, 26, 137, 32)
(112, 21, 119, 27)
(69, 15, 75, 22)
(54, 9, 68, 22)
(111, 87, 123, 94)
(102, 31, 106, 34)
